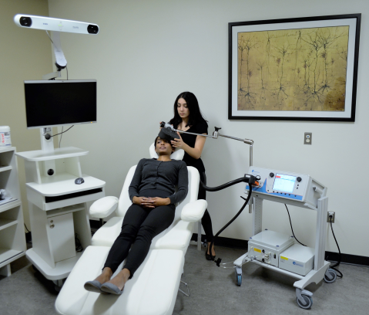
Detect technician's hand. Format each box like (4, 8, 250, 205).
(171, 133, 185, 149)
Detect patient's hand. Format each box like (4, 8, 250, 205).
(132, 196, 170, 208)
(133, 196, 153, 208)
(149, 197, 171, 207)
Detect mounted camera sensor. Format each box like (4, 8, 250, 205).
(87, 24, 99, 34)
(20, 16, 32, 27)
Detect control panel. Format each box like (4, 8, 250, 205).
(245, 166, 326, 207)
(265, 171, 306, 201)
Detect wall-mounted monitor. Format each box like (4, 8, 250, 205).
(24, 79, 97, 129)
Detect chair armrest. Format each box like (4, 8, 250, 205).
(89, 196, 119, 218)
(181, 199, 207, 222)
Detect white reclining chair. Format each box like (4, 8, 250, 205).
(55, 146, 207, 315)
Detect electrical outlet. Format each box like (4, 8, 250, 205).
(304, 132, 312, 145)
(327, 211, 335, 223)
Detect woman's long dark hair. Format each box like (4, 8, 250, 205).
(169, 91, 207, 128)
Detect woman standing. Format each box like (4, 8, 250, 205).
(168, 91, 216, 260)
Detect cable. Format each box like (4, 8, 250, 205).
(57, 125, 74, 148)
(24, 223, 30, 233)
(218, 260, 239, 269)
(328, 221, 343, 278)
(201, 176, 256, 192)
(59, 126, 64, 148)
(208, 184, 253, 267)
(284, 204, 343, 277)
(284, 204, 306, 247)
(42, 125, 73, 148)
(49, 125, 74, 139)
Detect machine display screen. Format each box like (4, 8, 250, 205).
(273, 174, 296, 193)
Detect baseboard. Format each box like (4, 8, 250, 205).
(191, 233, 249, 249)
(191, 233, 369, 266)
(324, 251, 369, 266)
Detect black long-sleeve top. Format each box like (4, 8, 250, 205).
(129, 158, 188, 205)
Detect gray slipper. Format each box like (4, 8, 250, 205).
(100, 282, 124, 295)
(84, 280, 102, 293)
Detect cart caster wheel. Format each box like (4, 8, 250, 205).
(324, 268, 337, 283)
(235, 273, 242, 286)
(296, 295, 313, 309)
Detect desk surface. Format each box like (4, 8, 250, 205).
(16, 147, 88, 161)
(26, 175, 105, 196)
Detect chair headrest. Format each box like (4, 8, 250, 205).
(149, 143, 184, 160)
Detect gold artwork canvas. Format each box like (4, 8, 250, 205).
(229, 14, 360, 121)
(237, 26, 349, 112)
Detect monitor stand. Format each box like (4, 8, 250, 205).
(40, 127, 56, 176)
(40, 127, 54, 152)
(15, 130, 106, 285)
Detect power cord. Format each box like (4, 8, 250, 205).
(58, 126, 64, 148)
(49, 125, 74, 139)
(41, 125, 73, 148)
(218, 260, 239, 269)
(284, 204, 307, 247)
(285, 204, 343, 278)
(328, 221, 343, 278)
(24, 223, 32, 244)
(24, 223, 30, 233)
(209, 184, 253, 267)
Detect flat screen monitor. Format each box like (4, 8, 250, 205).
(24, 79, 97, 129)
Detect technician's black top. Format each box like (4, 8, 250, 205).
(129, 158, 188, 205)
(174, 120, 208, 174)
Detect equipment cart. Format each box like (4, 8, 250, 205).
(234, 166, 337, 309)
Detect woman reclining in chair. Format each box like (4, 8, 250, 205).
(84, 135, 188, 295)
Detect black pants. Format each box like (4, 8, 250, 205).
(104, 203, 175, 278)
(199, 172, 214, 242)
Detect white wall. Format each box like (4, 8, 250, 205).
(46, 0, 369, 257)
(0, 0, 52, 228)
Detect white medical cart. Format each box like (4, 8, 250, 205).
(234, 166, 336, 309)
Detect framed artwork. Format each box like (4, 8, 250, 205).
(228, 14, 361, 121)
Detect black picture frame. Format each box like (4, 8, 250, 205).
(228, 14, 361, 121)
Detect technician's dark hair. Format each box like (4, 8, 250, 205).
(169, 91, 207, 128)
